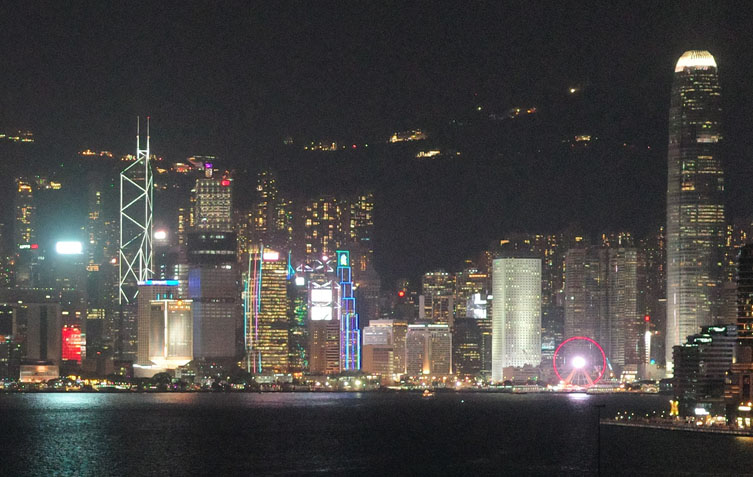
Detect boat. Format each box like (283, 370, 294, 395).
(422, 389, 435, 398)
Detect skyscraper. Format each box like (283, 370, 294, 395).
(193, 175, 233, 232)
(605, 247, 645, 366)
(563, 248, 607, 340)
(247, 249, 289, 373)
(737, 244, 753, 350)
(666, 50, 725, 373)
(491, 258, 541, 381)
(405, 323, 451, 376)
(189, 173, 239, 360)
(420, 270, 455, 324)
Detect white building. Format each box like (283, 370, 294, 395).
(491, 258, 541, 381)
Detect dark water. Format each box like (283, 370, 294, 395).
(1, 392, 752, 476)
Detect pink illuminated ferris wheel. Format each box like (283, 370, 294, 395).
(553, 336, 607, 387)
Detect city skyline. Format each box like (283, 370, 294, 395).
(3, 5, 753, 284)
(5, 5, 753, 475)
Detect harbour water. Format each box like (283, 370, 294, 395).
(1, 392, 751, 476)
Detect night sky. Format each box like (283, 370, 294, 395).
(2, 2, 753, 283)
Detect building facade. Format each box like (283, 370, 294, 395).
(666, 50, 726, 373)
(491, 258, 541, 381)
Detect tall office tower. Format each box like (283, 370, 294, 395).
(666, 51, 726, 373)
(188, 233, 238, 360)
(477, 317, 493, 374)
(12, 178, 37, 286)
(287, 277, 308, 373)
(737, 245, 753, 350)
(405, 323, 452, 376)
(453, 317, 482, 376)
(188, 173, 238, 360)
(337, 250, 360, 370)
(0, 295, 63, 370)
(454, 265, 489, 319)
(250, 169, 278, 243)
(193, 175, 233, 231)
(247, 249, 289, 373)
(136, 280, 177, 365)
(346, 193, 375, 268)
(642, 225, 666, 364)
(247, 169, 295, 253)
(301, 195, 343, 259)
(189, 235, 236, 359)
(564, 248, 607, 341)
(13, 178, 36, 248)
(605, 248, 645, 366)
(491, 258, 541, 381)
(362, 319, 396, 376)
(348, 193, 380, 326)
(148, 299, 193, 369)
(496, 233, 562, 365)
(307, 276, 341, 374)
(420, 270, 455, 324)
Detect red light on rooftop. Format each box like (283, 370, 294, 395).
(644, 315, 650, 322)
(398, 290, 405, 298)
(221, 179, 231, 186)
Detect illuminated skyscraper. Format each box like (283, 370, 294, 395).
(405, 323, 451, 376)
(337, 250, 360, 370)
(362, 319, 399, 376)
(189, 173, 238, 360)
(491, 258, 541, 381)
(193, 175, 233, 231)
(247, 249, 289, 373)
(666, 50, 726, 372)
(248, 169, 294, 249)
(605, 248, 645, 366)
(250, 170, 278, 242)
(302, 195, 343, 259)
(13, 178, 35, 248)
(564, 248, 607, 340)
(737, 245, 753, 350)
(148, 299, 193, 369)
(453, 317, 482, 376)
(420, 270, 455, 324)
(136, 280, 177, 365)
(307, 276, 341, 374)
(454, 266, 489, 319)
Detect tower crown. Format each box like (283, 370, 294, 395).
(675, 50, 716, 72)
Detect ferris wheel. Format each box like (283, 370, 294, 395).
(553, 336, 607, 387)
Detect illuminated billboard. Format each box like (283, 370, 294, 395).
(311, 306, 333, 321)
(309, 281, 338, 321)
(56, 241, 83, 255)
(311, 288, 333, 305)
(263, 251, 280, 261)
(62, 325, 83, 363)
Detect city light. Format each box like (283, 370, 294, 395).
(137, 279, 179, 286)
(154, 230, 167, 240)
(262, 251, 279, 261)
(55, 241, 83, 255)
